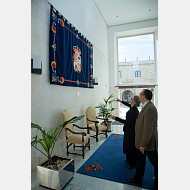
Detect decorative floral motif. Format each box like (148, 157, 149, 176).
(84, 164, 102, 172)
(113, 134, 121, 138)
(52, 11, 57, 21)
(51, 73, 57, 82)
(59, 19, 64, 26)
(59, 77, 64, 84)
(51, 22, 56, 33)
(51, 61, 56, 68)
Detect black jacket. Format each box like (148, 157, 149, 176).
(115, 101, 139, 154)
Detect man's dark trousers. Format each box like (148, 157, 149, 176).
(133, 149, 158, 186)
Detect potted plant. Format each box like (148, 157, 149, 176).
(95, 94, 116, 131)
(31, 115, 84, 190)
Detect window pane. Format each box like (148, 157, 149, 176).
(118, 34, 155, 85)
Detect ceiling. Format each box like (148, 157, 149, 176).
(94, 0, 158, 27)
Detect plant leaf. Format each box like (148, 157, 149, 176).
(31, 115, 85, 159)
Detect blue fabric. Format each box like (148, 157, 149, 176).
(50, 5, 93, 88)
(77, 134, 155, 189)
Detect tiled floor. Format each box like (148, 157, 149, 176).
(31, 124, 149, 190)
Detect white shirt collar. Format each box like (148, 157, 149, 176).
(142, 100, 149, 108)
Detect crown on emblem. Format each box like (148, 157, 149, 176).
(73, 46, 81, 55)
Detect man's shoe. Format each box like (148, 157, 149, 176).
(151, 185, 158, 190)
(127, 177, 142, 185)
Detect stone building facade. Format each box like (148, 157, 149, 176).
(118, 58, 155, 85)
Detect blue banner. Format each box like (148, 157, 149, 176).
(50, 5, 94, 88)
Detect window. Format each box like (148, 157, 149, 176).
(118, 33, 155, 85)
(118, 71, 121, 78)
(135, 71, 141, 77)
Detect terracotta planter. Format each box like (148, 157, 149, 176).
(37, 155, 74, 190)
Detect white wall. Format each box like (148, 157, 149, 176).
(118, 62, 155, 85)
(31, 0, 109, 171)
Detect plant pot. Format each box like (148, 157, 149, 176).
(101, 120, 112, 132)
(37, 155, 74, 190)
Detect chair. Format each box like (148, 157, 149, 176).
(85, 106, 108, 142)
(62, 109, 92, 159)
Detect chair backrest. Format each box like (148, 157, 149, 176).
(62, 109, 74, 137)
(85, 106, 97, 125)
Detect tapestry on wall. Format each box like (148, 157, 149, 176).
(49, 5, 94, 88)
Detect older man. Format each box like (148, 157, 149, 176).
(127, 89, 158, 190)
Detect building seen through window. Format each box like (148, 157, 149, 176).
(118, 34, 155, 85)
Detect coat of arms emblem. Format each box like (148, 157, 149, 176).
(130, 61, 142, 71)
(73, 46, 82, 73)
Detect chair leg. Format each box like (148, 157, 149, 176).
(96, 130, 98, 142)
(67, 142, 69, 157)
(82, 145, 85, 159)
(73, 143, 75, 150)
(105, 129, 108, 138)
(88, 138, 90, 150)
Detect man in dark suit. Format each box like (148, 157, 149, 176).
(127, 89, 158, 190)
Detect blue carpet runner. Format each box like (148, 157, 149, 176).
(77, 134, 155, 189)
